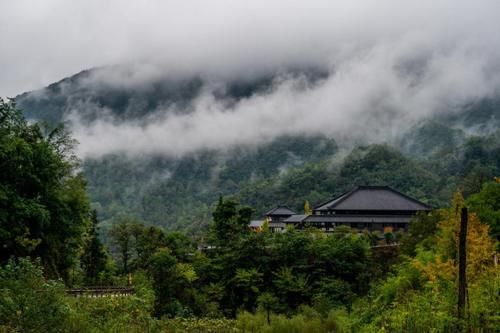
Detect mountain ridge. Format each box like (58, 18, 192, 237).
(14, 66, 500, 232)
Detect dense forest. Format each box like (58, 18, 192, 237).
(15, 67, 500, 234)
(1, 96, 499, 332)
(4, 0, 500, 330)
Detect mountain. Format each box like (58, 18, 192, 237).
(15, 66, 500, 233)
(15, 65, 327, 125)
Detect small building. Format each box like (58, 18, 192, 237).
(263, 206, 297, 232)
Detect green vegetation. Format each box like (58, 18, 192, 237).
(1, 99, 499, 332)
(0, 99, 90, 281)
(0, 258, 69, 332)
(468, 181, 500, 245)
(84, 134, 339, 233)
(79, 130, 500, 234)
(16, 68, 500, 232)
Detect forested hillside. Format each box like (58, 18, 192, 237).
(15, 67, 500, 232)
(15, 66, 326, 124)
(4, 1, 500, 331)
(1, 99, 499, 332)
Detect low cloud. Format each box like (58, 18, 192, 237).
(71, 38, 500, 157)
(3, 1, 500, 156)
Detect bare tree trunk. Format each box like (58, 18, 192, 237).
(458, 207, 468, 322)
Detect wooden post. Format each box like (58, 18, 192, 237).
(458, 207, 468, 320)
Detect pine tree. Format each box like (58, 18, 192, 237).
(80, 210, 108, 285)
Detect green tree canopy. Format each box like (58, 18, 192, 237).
(0, 99, 90, 280)
(467, 180, 500, 244)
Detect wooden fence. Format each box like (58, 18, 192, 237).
(67, 286, 134, 298)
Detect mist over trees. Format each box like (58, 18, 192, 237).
(2, 1, 500, 331)
(1, 93, 499, 332)
(14, 67, 500, 233)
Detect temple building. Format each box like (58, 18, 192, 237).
(249, 206, 298, 232)
(252, 186, 431, 233)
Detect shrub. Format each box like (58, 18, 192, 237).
(0, 258, 70, 333)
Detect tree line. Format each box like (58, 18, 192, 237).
(1, 99, 498, 332)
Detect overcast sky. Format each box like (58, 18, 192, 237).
(2, 1, 500, 157)
(1, 0, 499, 97)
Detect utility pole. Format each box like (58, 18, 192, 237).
(457, 207, 468, 321)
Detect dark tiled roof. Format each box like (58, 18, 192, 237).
(283, 214, 308, 223)
(264, 206, 297, 216)
(314, 192, 350, 210)
(314, 186, 431, 211)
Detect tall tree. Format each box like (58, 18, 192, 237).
(0, 99, 90, 280)
(80, 210, 108, 285)
(211, 197, 253, 244)
(467, 180, 500, 245)
(135, 225, 167, 269)
(108, 216, 141, 273)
